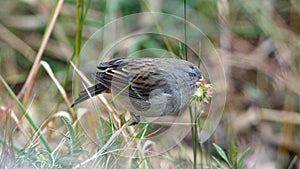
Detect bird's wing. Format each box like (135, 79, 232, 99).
(71, 58, 129, 107)
(93, 67, 148, 101)
(129, 70, 174, 98)
(94, 58, 176, 102)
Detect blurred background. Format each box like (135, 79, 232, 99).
(0, 0, 299, 168)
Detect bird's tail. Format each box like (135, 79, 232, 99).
(71, 83, 106, 107)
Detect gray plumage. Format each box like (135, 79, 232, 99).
(72, 57, 202, 117)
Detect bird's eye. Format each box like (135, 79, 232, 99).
(188, 66, 198, 77)
(188, 72, 196, 77)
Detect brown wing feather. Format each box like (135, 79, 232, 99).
(94, 58, 176, 102)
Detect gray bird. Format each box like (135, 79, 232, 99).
(71, 58, 204, 122)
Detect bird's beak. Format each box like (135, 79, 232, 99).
(196, 76, 207, 87)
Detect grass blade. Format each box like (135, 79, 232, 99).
(237, 147, 250, 169)
(0, 75, 52, 152)
(213, 143, 231, 167)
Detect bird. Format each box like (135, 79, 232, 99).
(71, 57, 205, 122)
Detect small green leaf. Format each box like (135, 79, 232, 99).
(230, 140, 238, 167)
(211, 155, 226, 169)
(27, 144, 39, 154)
(213, 143, 232, 167)
(134, 124, 150, 139)
(237, 147, 250, 169)
(97, 116, 114, 145)
(73, 135, 86, 148)
(62, 117, 75, 141)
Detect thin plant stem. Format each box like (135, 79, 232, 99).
(55, 0, 91, 112)
(0, 75, 52, 152)
(189, 105, 198, 169)
(22, 0, 64, 106)
(2, 0, 64, 116)
(184, 0, 188, 61)
(140, 0, 176, 58)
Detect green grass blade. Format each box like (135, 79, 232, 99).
(211, 155, 226, 169)
(0, 75, 52, 152)
(62, 117, 75, 142)
(213, 143, 231, 167)
(237, 147, 250, 169)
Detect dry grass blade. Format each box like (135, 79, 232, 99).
(70, 61, 114, 112)
(70, 61, 128, 141)
(260, 108, 300, 125)
(22, 0, 64, 106)
(74, 122, 130, 168)
(0, 24, 35, 61)
(40, 61, 75, 118)
(2, 0, 65, 116)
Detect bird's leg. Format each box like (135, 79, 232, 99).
(128, 112, 140, 126)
